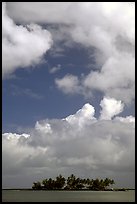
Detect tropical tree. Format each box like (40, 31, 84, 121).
(54, 174, 66, 189)
(32, 175, 115, 191)
(102, 178, 115, 190)
(32, 181, 42, 190)
(67, 174, 77, 189)
(42, 178, 55, 190)
(92, 178, 100, 190)
(42, 179, 48, 189)
(110, 179, 115, 185)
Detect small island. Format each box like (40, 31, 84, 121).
(3, 174, 134, 202)
(32, 174, 115, 191)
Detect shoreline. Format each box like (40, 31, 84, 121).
(2, 188, 135, 191)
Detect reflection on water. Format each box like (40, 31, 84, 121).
(2, 190, 135, 202)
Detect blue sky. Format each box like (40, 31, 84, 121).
(2, 43, 102, 132)
(2, 2, 135, 188)
(2, 43, 134, 132)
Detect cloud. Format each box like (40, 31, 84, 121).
(2, 2, 53, 79)
(55, 74, 81, 94)
(3, 3, 135, 104)
(114, 116, 135, 127)
(83, 54, 135, 104)
(100, 97, 124, 120)
(49, 64, 61, 74)
(2, 3, 135, 188)
(2, 97, 135, 188)
(6, 2, 73, 24)
(64, 103, 96, 128)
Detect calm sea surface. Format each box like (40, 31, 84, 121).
(2, 190, 135, 202)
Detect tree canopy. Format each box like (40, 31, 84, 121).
(32, 174, 115, 191)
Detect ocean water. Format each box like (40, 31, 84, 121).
(2, 190, 135, 202)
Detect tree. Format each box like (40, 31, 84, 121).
(92, 178, 100, 190)
(42, 178, 55, 190)
(103, 178, 115, 190)
(67, 174, 77, 189)
(86, 178, 91, 185)
(42, 179, 48, 189)
(32, 175, 115, 191)
(47, 178, 55, 190)
(110, 179, 115, 185)
(54, 174, 66, 189)
(32, 181, 42, 190)
(99, 179, 105, 190)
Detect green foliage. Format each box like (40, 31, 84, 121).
(55, 174, 66, 189)
(32, 181, 42, 190)
(32, 174, 115, 191)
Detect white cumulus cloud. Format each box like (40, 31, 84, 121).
(55, 74, 81, 94)
(2, 2, 53, 79)
(100, 97, 124, 120)
(3, 3, 135, 104)
(65, 103, 96, 128)
(2, 97, 135, 188)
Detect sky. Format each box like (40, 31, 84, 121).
(2, 2, 135, 188)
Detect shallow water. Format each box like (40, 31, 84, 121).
(2, 190, 135, 202)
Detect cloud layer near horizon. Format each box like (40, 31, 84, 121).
(2, 97, 135, 188)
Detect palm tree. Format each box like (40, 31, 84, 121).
(99, 179, 105, 190)
(86, 178, 90, 185)
(67, 174, 77, 189)
(55, 174, 66, 189)
(92, 178, 100, 190)
(103, 178, 115, 190)
(42, 178, 55, 190)
(110, 179, 115, 185)
(48, 178, 55, 190)
(32, 175, 115, 191)
(32, 181, 42, 190)
(42, 179, 48, 189)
